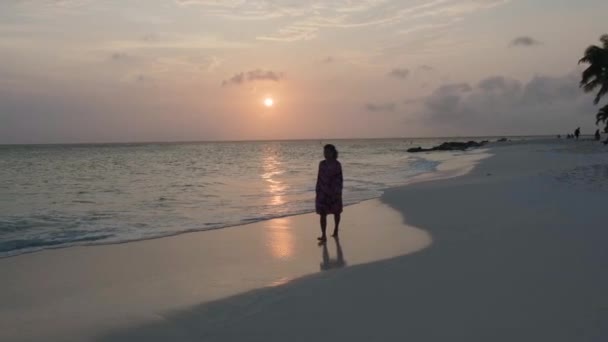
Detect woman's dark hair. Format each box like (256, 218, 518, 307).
(324, 144, 338, 159)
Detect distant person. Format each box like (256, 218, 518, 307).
(595, 129, 601, 141)
(575, 127, 581, 140)
(315, 144, 343, 242)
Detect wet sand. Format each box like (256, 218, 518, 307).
(0, 198, 432, 341)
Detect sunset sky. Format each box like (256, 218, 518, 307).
(1, 0, 607, 143)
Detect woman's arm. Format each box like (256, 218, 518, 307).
(337, 162, 343, 194)
(316, 161, 323, 194)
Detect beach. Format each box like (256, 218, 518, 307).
(4, 1, 608, 341)
(2, 139, 608, 341)
(0, 195, 433, 341)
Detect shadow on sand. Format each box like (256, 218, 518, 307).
(320, 237, 347, 271)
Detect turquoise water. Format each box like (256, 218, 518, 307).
(0, 138, 468, 257)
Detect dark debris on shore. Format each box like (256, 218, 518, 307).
(407, 140, 493, 153)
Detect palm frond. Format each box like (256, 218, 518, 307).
(579, 45, 603, 64)
(601, 34, 608, 49)
(595, 83, 608, 105)
(582, 75, 601, 93)
(597, 105, 608, 124)
(579, 36, 608, 104)
(580, 65, 600, 88)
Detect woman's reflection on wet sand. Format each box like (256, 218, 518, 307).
(320, 237, 347, 271)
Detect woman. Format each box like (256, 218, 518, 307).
(315, 144, 343, 242)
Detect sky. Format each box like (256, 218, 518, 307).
(1, 0, 607, 144)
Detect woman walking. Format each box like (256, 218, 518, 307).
(315, 144, 343, 242)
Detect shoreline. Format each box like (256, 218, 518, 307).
(0, 145, 487, 342)
(95, 139, 606, 341)
(0, 199, 433, 342)
(6, 140, 606, 341)
(0, 147, 474, 259)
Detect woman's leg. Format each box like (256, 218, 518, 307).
(332, 213, 341, 237)
(319, 214, 327, 240)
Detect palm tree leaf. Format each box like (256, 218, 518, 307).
(581, 36, 608, 126)
(596, 105, 608, 125)
(579, 45, 604, 64)
(595, 83, 608, 105)
(581, 73, 601, 93)
(601, 34, 608, 49)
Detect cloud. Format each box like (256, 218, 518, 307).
(107, 52, 146, 68)
(11, 0, 96, 17)
(222, 69, 284, 86)
(510, 36, 542, 47)
(0, 80, 228, 144)
(110, 52, 130, 61)
(322, 56, 334, 64)
(16, 0, 92, 8)
(141, 33, 161, 42)
(107, 52, 143, 67)
(414, 72, 595, 135)
(222, 73, 245, 86)
(478, 76, 513, 91)
(134, 74, 155, 83)
(201, 56, 221, 71)
(419, 65, 434, 71)
(101, 33, 250, 52)
(176, 1, 510, 42)
(424, 83, 472, 115)
(247, 69, 283, 81)
(436, 83, 473, 93)
(365, 102, 396, 112)
(403, 97, 424, 105)
(388, 68, 409, 79)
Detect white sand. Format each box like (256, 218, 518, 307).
(3, 140, 608, 341)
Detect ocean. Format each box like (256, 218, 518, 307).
(0, 138, 489, 257)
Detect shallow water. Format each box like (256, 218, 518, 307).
(0, 138, 508, 257)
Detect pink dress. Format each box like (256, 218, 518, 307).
(315, 160, 343, 215)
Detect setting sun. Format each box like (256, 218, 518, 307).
(264, 97, 274, 107)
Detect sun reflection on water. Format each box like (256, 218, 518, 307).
(265, 216, 295, 260)
(261, 148, 287, 206)
(262, 147, 294, 259)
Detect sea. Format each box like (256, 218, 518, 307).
(0, 137, 511, 258)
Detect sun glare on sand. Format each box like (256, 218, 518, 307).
(264, 97, 274, 107)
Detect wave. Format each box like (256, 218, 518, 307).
(0, 234, 113, 255)
(0, 143, 454, 258)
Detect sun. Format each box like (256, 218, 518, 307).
(264, 97, 274, 107)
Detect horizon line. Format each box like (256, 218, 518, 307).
(0, 134, 565, 147)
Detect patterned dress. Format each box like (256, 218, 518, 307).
(315, 160, 343, 215)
